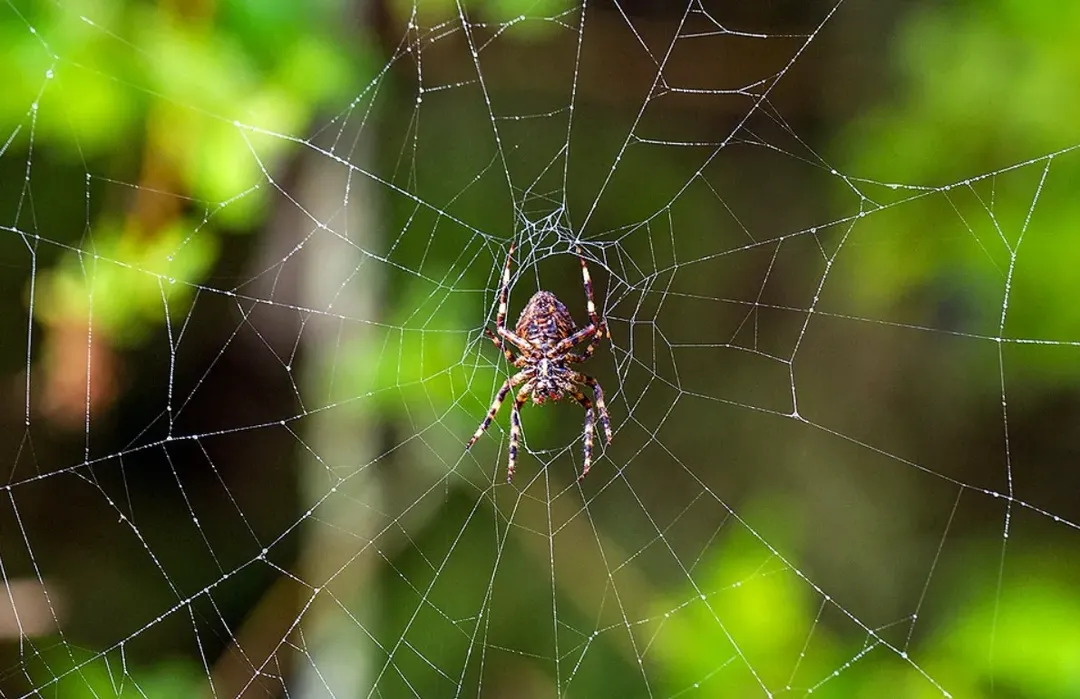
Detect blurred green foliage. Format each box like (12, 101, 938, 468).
(654, 506, 1080, 698)
(2, 0, 1078, 696)
(37, 218, 217, 343)
(2, 0, 367, 345)
(26, 650, 204, 699)
(840, 0, 1080, 383)
(25, 517, 1079, 698)
(394, 0, 575, 28)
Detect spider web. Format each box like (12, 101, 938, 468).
(2, 0, 1079, 697)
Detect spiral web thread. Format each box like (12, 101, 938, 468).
(1, 1, 1078, 697)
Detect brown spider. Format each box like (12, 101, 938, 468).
(467, 244, 612, 483)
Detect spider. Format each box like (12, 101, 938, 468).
(466, 244, 613, 483)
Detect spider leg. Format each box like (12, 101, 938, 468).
(497, 326, 533, 354)
(550, 323, 603, 356)
(566, 334, 603, 363)
(467, 370, 529, 450)
(571, 390, 595, 481)
(548, 248, 606, 356)
(495, 243, 533, 354)
(507, 382, 533, 483)
(574, 372, 612, 445)
(576, 246, 602, 329)
(496, 244, 515, 332)
(484, 328, 519, 364)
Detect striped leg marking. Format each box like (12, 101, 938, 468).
(467, 371, 528, 450)
(576, 246, 601, 327)
(572, 391, 595, 481)
(485, 328, 518, 364)
(566, 331, 603, 362)
(576, 373, 612, 445)
(541, 247, 605, 356)
(551, 323, 603, 355)
(507, 384, 532, 483)
(497, 244, 515, 331)
(494, 243, 532, 353)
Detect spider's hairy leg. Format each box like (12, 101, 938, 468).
(576, 246, 601, 329)
(466, 370, 528, 450)
(575, 372, 612, 445)
(494, 243, 532, 353)
(507, 383, 533, 483)
(497, 243, 515, 330)
(484, 328, 518, 364)
(550, 323, 603, 356)
(571, 391, 595, 481)
(542, 247, 607, 357)
(567, 335, 602, 363)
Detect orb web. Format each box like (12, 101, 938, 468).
(1, 1, 1078, 697)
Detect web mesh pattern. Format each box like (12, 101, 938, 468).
(1, 1, 1078, 697)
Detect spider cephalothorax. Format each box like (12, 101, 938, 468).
(466, 245, 612, 483)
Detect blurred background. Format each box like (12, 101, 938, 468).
(1, 0, 1079, 697)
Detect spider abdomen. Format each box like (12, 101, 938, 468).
(515, 291, 577, 353)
